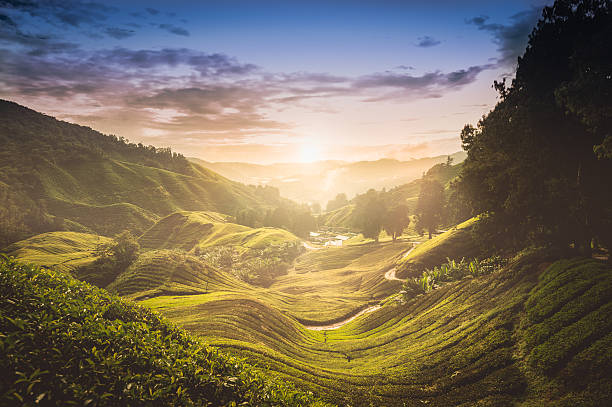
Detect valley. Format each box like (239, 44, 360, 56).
(5, 207, 611, 406)
(1, 3, 612, 404)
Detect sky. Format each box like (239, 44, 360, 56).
(0, 0, 552, 163)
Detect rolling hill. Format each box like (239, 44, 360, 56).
(319, 160, 462, 230)
(0, 256, 328, 406)
(193, 152, 466, 206)
(0, 100, 288, 247)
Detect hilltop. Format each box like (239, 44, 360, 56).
(0, 100, 295, 247)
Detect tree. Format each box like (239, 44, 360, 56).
(85, 230, 140, 287)
(383, 204, 410, 241)
(455, 0, 612, 253)
(326, 193, 349, 212)
(416, 178, 445, 239)
(353, 189, 386, 242)
(291, 210, 317, 238)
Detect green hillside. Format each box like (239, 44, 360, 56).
(139, 211, 300, 253)
(0, 100, 284, 247)
(142, 250, 612, 406)
(0, 256, 328, 406)
(4, 231, 112, 274)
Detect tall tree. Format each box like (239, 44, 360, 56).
(416, 178, 445, 239)
(353, 189, 386, 242)
(456, 0, 612, 253)
(383, 204, 410, 241)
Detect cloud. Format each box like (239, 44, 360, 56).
(90, 48, 258, 76)
(158, 23, 189, 36)
(416, 36, 441, 47)
(1, 0, 117, 28)
(353, 64, 493, 101)
(467, 8, 543, 67)
(145, 8, 160, 15)
(105, 27, 135, 39)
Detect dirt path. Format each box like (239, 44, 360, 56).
(303, 305, 381, 331)
(384, 267, 401, 281)
(383, 243, 419, 281)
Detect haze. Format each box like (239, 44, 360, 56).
(0, 0, 550, 163)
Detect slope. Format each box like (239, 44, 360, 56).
(194, 153, 466, 206)
(142, 249, 612, 406)
(138, 211, 300, 253)
(0, 256, 328, 406)
(0, 100, 280, 246)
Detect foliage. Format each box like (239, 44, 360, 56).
(0, 256, 328, 406)
(351, 189, 386, 242)
(237, 204, 317, 238)
(326, 193, 349, 212)
(79, 231, 140, 288)
(454, 0, 612, 254)
(403, 255, 507, 295)
(415, 177, 445, 239)
(382, 204, 410, 241)
(198, 242, 303, 287)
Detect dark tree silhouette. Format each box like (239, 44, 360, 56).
(383, 204, 410, 241)
(416, 178, 445, 239)
(455, 0, 612, 254)
(353, 189, 386, 242)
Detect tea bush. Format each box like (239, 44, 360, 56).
(0, 255, 329, 406)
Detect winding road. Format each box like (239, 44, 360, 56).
(383, 242, 419, 281)
(303, 242, 421, 331)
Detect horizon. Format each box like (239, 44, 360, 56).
(0, 0, 551, 164)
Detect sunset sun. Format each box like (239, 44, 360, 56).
(1, 0, 609, 406)
(298, 144, 322, 163)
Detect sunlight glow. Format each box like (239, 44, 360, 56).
(298, 144, 322, 163)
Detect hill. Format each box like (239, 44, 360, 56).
(139, 210, 300, 253)
(0, 100, 288, 247)
(193, 152, 466, 206)
(0, 256, 328, 406)
(319, 161, 462, 229)
(142, 248, 612, 406)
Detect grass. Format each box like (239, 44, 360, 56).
(107, 249, 252, 298)
(139, 210, 300, 253)
(141, 249, 612, 406)
(0, 256, 329, 406)
(3, 231, 112, 274)
(5, 215, 611, 406)
(397, 217, 480, 277)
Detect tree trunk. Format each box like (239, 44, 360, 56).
(428, 229, 432, 239)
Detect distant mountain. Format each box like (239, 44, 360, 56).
(192, 152, 466, 206)
(319, 161, 463, 229)
(0, 100, 287, 247)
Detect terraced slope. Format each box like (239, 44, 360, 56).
(142, 240, 412, 325)
(139, 210, 301, 253)
(107, 249, 252, 298)
(4, 231, 111, 274)
(143, 251, 612, 406)
(0, 100, 281, 244)
(0, 257, 329, 406)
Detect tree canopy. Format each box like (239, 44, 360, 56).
(455, 0, 612, 253)
(416, 178, 445, 239)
